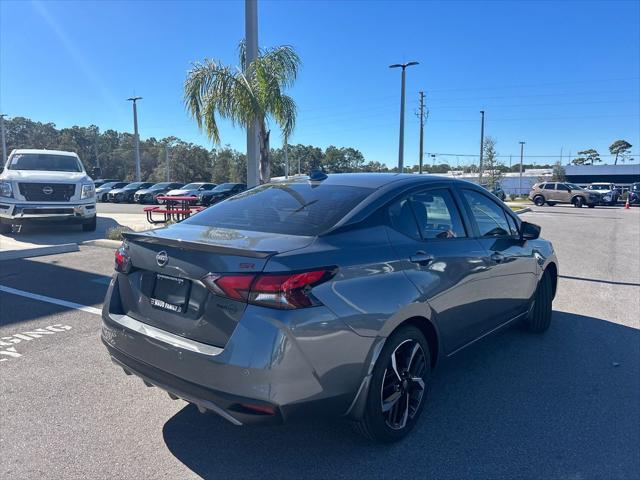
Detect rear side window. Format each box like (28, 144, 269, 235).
(462, 190, 511, 237)
(409, 189, 466, 239)
(184, 183, 372, 236)
(543, 183, 555, 190)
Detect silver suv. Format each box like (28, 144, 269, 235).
(529, 182, 600, 208)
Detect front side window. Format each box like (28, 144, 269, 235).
(557, 183, 569, 191)
(8, 153, 82, 172)
(462, 190, 511, 237)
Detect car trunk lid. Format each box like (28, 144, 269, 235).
(117, 224, 314, 347)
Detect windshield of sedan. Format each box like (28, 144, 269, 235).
(123, 182, 146, 189)
(149, 182, 173, 190)
(181, 183, 205, 190)
(589, 185, 610, 190)
(8, 153, 82, 172)
(566, 183, 584, 190)
(185, 183, 372, 235)
(211, 183, 237, 192)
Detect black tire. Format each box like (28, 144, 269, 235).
(353, 325, 431, 443)
(533, 195, 545, 206)
(526, 271, 553, 333)
(588, 204, 595, 208)
(572, 196, 584, 208)
(82, 216, 97, 232)
(0, 222, 11, 234)
(547, 201, 556, 206)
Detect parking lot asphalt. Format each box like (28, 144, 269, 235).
(1, 204, 638, 479)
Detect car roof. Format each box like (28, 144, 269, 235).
(276, 172, 464, 189)
(10, 148, 78, 157)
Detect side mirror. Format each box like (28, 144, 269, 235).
(520, 221, 541, 241)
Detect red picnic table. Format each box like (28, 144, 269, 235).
(144, 195, 205, 224)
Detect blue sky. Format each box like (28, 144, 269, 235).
(1, 0, 638, 167)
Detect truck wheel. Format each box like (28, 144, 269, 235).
(82, 216, 97, 232)
(533, 196, 545, 206)
(0, 222, 11, 234)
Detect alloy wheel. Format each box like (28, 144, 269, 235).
(380, 339, 427, 430)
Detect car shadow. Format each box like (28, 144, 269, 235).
(162, 311, 639, 479)
(1, 216, 121, 246)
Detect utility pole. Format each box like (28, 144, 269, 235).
(245, 0, 260, 187)
(509, 154, 512, 170)
(0, 114, 7, 164)
(560, 147, 563, 165)
(127, 96, 142, 181)
(165, 145, 170, 181)
(418, 91, 425, 174)
(519, 141, 526, 195)
(478, 110, 485, 183)
(389, 61, 419, 172)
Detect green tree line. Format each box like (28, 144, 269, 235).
(2, 116, 394, 182)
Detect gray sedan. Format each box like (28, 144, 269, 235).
(102, 173, 557, 442)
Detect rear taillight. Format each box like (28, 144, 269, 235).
(114, 244, 131, 274)
(201, 268, 335, 309)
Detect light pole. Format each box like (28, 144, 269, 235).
(127, 96, 142, 181)
(0, 114, 7, 164)
(478, 110, 485, 183)
(519, 141, 526, 195)
(389, 61, 418, 172)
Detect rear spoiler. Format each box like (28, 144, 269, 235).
(121, 231, 275, 259)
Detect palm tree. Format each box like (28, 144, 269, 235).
(184, 41, 299, 183)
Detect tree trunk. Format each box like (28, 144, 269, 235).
(614, 152, 619, 165)
(259, 123, 270, 183)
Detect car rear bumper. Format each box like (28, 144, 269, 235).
(101, 276, 370, 425)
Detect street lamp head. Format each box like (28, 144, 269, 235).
(127, 96, 143, 102)
(389, 61, 419, 69)
(519, 141, 526, 145)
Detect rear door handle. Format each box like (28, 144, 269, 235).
(410, 251, 434, 266)
(490, 252, 505, 264)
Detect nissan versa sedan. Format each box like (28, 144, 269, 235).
(102, 173, 558, 442)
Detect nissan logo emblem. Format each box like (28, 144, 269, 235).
(42, 186, 54, 195)
(156, 251, 169, 267)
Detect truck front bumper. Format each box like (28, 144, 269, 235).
(0, 202, 96, 224)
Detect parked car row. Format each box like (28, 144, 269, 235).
(93, 179, 247, 206)
(527, 181, 635, 208)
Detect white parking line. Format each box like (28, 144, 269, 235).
(0, 285, 102, 316)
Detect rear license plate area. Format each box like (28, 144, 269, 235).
(150, 274, 191, 313)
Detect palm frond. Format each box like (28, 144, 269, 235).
(184, 59, 255, 143)
(253, 45, 300, 89)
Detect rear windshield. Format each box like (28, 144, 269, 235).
(184, 183, 372, 235)
(8, 153, 82, 172)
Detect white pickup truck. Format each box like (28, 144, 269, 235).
(0, 149, 97, 234)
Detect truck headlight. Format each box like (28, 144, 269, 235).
(0, 181, 13, 198)
(80, 183, 95, 199)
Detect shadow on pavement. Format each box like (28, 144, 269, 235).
(1, 216, 121, 247)
(0, 252, 112, 327)
(162, 311, 639, 479)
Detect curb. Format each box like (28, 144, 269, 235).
(81, 239, 121, 249)
(513, 207, 532, 215)
(0, 243, 79, 261)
